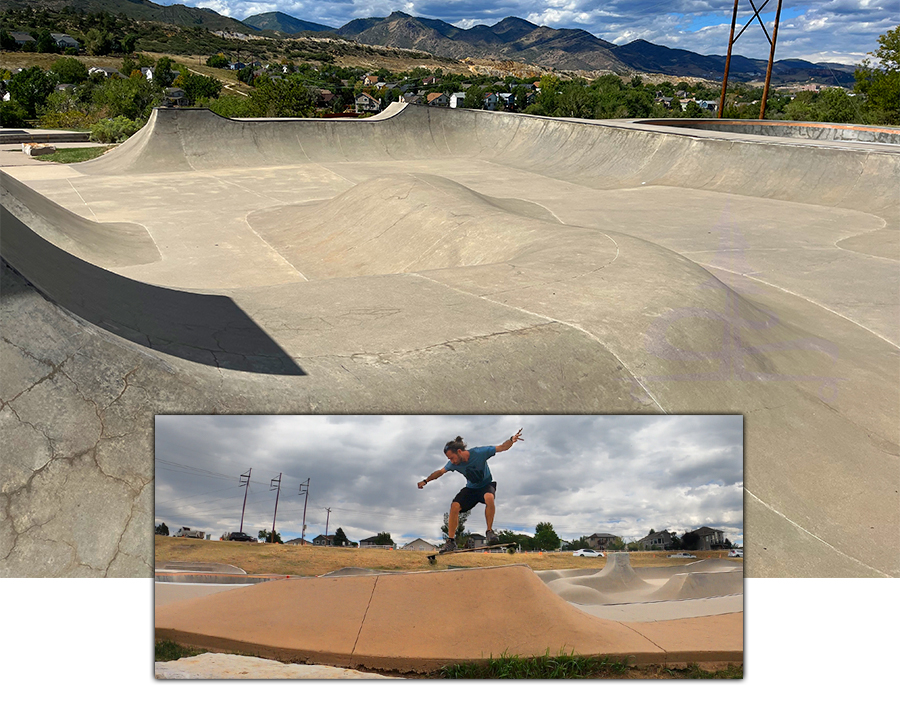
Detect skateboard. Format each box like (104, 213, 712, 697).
(427, 543, 516, 564)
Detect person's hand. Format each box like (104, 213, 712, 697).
(417, 480, 427, 489)
(510, 429, 524, 444)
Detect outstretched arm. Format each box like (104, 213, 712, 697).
(495, 428, 524, 453)
(418, 467, 448, 489)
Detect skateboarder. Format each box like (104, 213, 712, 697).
(417, 429, 523, 552)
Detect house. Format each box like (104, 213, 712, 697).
(9, 32, 35, 46)
(467, 533, 487, 548)
(400, 538, 438, 551)
(359, 535, 393, 548)
(399, 93, 422, 105)
(228, 62, 245, 71)
(449, 92, 466, 108)
(684, 526, 726, 550)
(426, 92, 449, 107)
(88, 67, 125, 79)
(355, 92, 381, 113)
(639, 530, 676, 550)
(284, 537, 311, 546)
(51, 33, 79, 49)
(698, 100, 718, 112)
(139, 67, 154, 82)
(164, 87, 188, 107)
(313, 88, 335, 107)
(55, 83, 76, 93)
(312, 534, 335, 546)
(363, 74, 379, 86)
(586, 533, 620, 550)
(484, 92, 500, 110)
(422, 76, 439, 85)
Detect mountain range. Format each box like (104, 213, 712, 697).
(2, 1, 857, 84)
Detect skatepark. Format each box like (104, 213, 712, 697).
(1, 105, 898, 578)
(154, 553, 743, 676)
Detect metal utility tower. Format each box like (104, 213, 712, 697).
(298, 478, 310, 544)
(717, 0, 784, 119)
(238, 468, 251, 532)
(269, 473, 282, 542)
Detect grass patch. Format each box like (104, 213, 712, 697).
(34, 146, 112, 163)
(155, 640, 207, 662)
(439, 650, 631, 679)
(438, 651, 743, 679)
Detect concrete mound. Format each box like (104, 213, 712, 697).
(569, 552, 651, 593)
(648, 570, 744, 602)
(246, 173, 572, 279)
(156, 564, 742, 671)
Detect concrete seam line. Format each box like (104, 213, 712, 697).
(64, 178, 98, 221)
(702, 262, 900, 349)
(350, 575, 379, 665)
(744, 489, 892, 578)
(410, 273, 666, 413)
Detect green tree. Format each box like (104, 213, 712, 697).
(207, 54, 229, 69)
(8, 66, 56, 118)
(854, 25, 900, 124)
(258, 529, 283, 543)
(250, 75, 314, 117)
(179, 73, 222, 105)
(155, 522, 169, 536)
(533, 522, 561, 551)
(683, 100, 705, 118)
(0, 31, 17, 52)
(51, 57, 89, 85)
(91, 74, 158, 120)
(555, 81, 597, 118)
(333, 527, 350, 546)
(442, 509, 471, 544)
(153, 56, 176, 89)
(815, 87, 858, 124)
(36, 29, 58, 54)
(85, 28, 115, 56)
(463, 84, 486, 109)
(373, 531, 393, 546)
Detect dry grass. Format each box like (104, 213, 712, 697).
(155, 536, 738, 576)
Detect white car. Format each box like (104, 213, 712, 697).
(728, 549, 744, 558)
(668, 552, 697, 559)
(572, 548, 604, 557)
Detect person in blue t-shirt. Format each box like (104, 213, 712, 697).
(417, 429, 523, 553)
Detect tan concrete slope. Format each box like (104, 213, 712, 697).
(155, 565, 740, 671)
(1, 105, 897, 578)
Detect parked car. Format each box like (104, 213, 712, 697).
(572, 548, 604, 557)
(668, 552, 697, 559)
(227, 532, 256, 542)
(173, 527, 204, 538)
(728, 549, 744, 558)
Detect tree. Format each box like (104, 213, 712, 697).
(155, 522, 169, 536)
(178, 73, 222, 105)
(441, 509, 471, 544)
(333, 527, 349, 546)
(51, 57, 89, 85)
(373, 531, 393, 546)
(533, 522, 561, 551)
(854, 25, 900, 124)
(84, 28, 115, 56)
(207, 54, 229, 69)
(258, 529, 283, 543)
(36, 29, 58, 55)
(250, 75, 314, 117)
(7, 66, 56, 118)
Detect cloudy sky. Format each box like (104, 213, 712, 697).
(165, 1, 894, 65)
(155, 415, 743, 547)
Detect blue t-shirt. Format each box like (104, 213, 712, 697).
(445, 446, 496, 489)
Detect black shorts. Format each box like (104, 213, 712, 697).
(452, 482, 497, 513)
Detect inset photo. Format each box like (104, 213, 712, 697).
(154, 414, 743, 679)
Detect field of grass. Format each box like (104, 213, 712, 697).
(34, 146, 112, 163)
(155, 536, 739, 576)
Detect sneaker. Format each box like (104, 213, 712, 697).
(439, 537, 458, 553)
(485, 530, 499, 545)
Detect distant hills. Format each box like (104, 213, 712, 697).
(1, 2, 857, 84)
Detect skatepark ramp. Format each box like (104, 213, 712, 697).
(155, 565, 742, 671)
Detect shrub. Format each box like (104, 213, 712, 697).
(89, 115, 145, 143)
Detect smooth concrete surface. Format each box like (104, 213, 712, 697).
(155, 564, 742, 672)
(1, 106, 898, 577)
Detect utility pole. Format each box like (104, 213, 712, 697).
(298, 478, 310, 544)
(269, 473, 282, 543)
(324, 507, 332, 545)
(716, 0, 784, 119)
(238, 468, 251, 533)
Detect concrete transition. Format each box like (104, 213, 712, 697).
(1, 106, 898, 577)
(155, 564, 742, 672)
